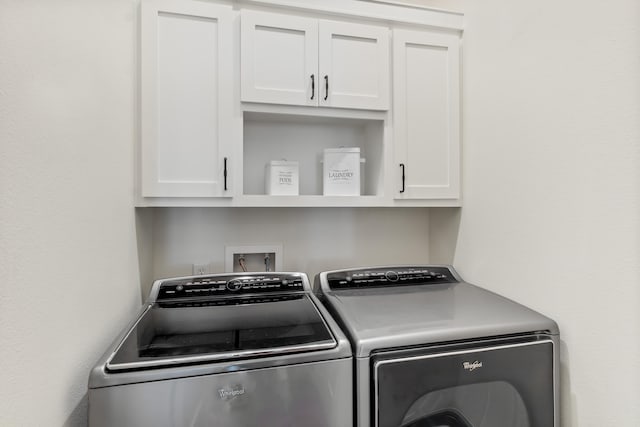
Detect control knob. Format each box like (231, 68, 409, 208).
(385, 271, 399, 282)
(226, 279, 243, 291)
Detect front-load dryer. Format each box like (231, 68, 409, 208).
(89, 272, 352, 427)
(315, 265, 559, 427)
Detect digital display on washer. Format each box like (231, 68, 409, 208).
(327, 266, 456, 289)
(107, 294, 336, 371)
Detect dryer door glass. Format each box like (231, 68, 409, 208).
(373, 339, 554, 427)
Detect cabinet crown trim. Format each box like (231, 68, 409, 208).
(237, 0, 464, 31)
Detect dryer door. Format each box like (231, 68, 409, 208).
(373, 337, 555, 427)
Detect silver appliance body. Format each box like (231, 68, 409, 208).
(315, 265, 560, 427)
(89, 272, 353, 427)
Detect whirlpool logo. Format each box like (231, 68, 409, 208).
(462, 361, 483, 372)
(217, 386, 246, 400)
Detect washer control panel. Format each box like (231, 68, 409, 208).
(326, 266, 455, 290)
(157, 274, 305, 300)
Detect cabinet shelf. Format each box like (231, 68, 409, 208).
(134, 195, 461, 208)
(234, 195, 388, 207)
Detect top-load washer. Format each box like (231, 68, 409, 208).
(89, 272, 352, 427)
(315, 265, 559, 427)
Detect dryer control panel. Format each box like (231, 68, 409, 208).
(157, 274, 305, 300)
(326, 266, 456, 290)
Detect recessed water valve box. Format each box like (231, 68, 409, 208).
(225, 244, 283, 272)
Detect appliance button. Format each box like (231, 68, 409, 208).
(385, 271, 399, 282)
(227, 279, 243, 291)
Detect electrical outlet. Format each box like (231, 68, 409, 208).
(192, 263, 209, 276)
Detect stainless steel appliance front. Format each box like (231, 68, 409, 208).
(89, 272, 353, 427)
(372, 336, 556, 427)
(315, 265, 560, 427)
(90, 357, 351, 426)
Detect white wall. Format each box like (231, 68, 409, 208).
(452, 0, 640, 425)
(0, 1, 141, 426)
(144, 207, 431, 296)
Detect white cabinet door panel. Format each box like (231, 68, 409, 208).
(319, 21, 389, 110)
(141, 0, 233, 197)
(241, 11, 318, 106)
(394, 30, 460, 200)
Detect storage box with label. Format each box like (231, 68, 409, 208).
(322, 148, 362, 196)
(265, 160, 299, 195)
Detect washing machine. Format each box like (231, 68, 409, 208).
(89, 272, 352, 427)
(315, 265, 559, 427)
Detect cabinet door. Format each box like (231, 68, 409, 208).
(241, 11, 318, 106)
(141, 0, 233, 197)
(394, 30, 460, 200)
(319, 20, 389, 110)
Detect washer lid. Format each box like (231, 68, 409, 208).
(320, 269, 558, 357)
(106, 293, 336, 371)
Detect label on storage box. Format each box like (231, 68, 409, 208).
(323, 148, 361, 196)
(266, 161, 299, 196)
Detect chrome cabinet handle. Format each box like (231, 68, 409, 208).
(310, 74, 315, 100)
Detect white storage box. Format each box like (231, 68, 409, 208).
(265, 160, 299, 195)
(322, 148, 363, 196)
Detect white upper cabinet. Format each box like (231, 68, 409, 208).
(393, 29, 460, 200)
(240, 12, 318, 107)
(241, 11, 389, 110)
(137, 0, 463, 207)
(319, 20, 389, 110)
(140, 0, 233, 198)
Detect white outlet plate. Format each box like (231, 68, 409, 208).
(192, 263, 209, 275)
(225, 244, 283, 272)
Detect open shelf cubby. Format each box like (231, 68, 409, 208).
(242, 112, 385, 197)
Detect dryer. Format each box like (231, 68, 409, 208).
(89, 272, 352, 427)
(315, 265, 559, 427)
